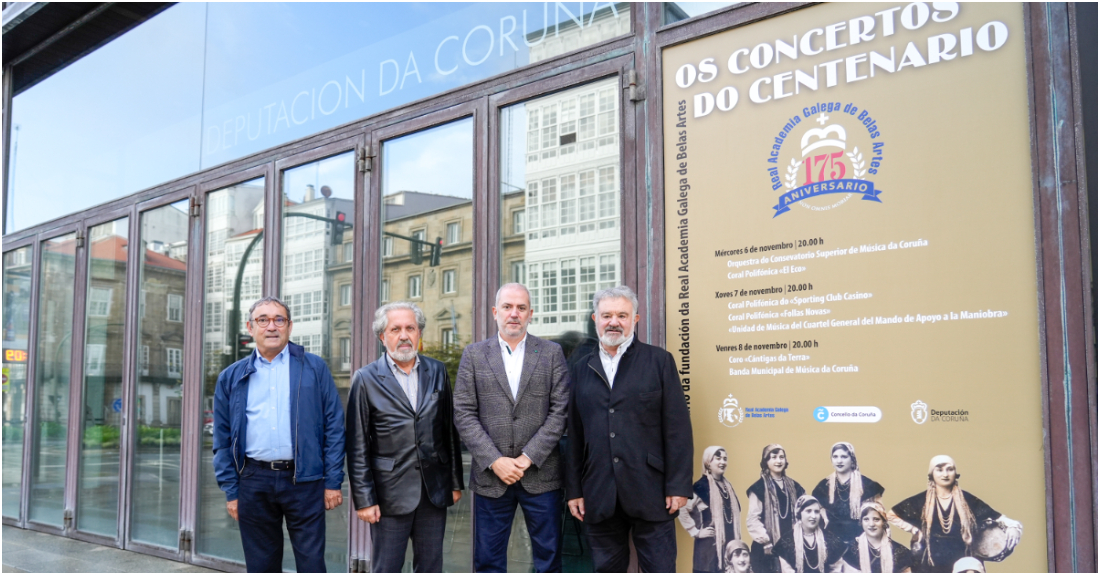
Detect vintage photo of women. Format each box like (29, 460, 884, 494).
(811, 442, 885, 546)
(839, 502, 913, 573)
(771, 495, 844, 573)
(888, 456, 1022, 573)
(746, 444, 806, 573)
(725, 540, 754, 573)
(679, 446, 743, 572)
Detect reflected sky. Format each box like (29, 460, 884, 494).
(8, 2, 630, 233)
(384, 119, 474, 198)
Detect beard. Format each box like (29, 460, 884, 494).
(599, 328, 631, 348)
(390, 339, 417, 363)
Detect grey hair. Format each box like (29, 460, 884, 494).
(494, 282, 531, 307)
(592, 285, 639, 314)
(248, 296, 291, 323)
(372, 302, 427, 338)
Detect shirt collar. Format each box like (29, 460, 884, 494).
(599, 332, 634, 360)
(385, 352, 420, 375)
(498, 332, 528, 356)
(254, 344, 290, 366)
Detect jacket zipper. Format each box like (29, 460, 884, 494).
(293, 357, 303, 484)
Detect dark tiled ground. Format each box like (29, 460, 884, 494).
(1, 525, 217, 573)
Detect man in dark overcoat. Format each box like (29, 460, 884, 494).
(564, 285, 694, 572)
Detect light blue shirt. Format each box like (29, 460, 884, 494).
(245, 345, 294, 461)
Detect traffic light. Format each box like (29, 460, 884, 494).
(410, 240, 423, 265)
(237, 333, 254, 359)
(331, 211, 347, 246)
(429, 237, 442, 266)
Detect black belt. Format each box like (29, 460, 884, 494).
(246, 456, 294, 471)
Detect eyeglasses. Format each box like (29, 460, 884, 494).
(251, 316, 289, 328)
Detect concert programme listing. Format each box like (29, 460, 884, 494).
(664, 3, 1046, 572)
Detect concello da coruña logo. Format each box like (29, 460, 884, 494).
(766, 102, 887, 217)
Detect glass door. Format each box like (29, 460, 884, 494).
(75, 216, 132, 538)
(27, 229, 80, 530)
(369, 107, 480, 572)
(128, 198, 191, 553)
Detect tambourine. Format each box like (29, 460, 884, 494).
(973, 522, 1019, 562)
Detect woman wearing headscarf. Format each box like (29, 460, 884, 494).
(746, 444, 806, 573)
(839, 502, 913, 573)
(888, 456, 1022, 573)
(680, 446, 743, 572)
(771, 495, 843, 573)
(812, 442, 885, 546)
(725, 540, 754, 573)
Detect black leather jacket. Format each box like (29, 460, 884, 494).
(345, 354, 464, 515)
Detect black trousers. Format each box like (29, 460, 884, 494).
(585, 500, 677, 573)
(370, 483, 448, 573)
(238, 463, 326, 573)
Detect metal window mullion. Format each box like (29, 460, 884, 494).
(64, 222, 90, 534)
(178, 186, 205, 562)
(16, 239, 41, 528)
(263, 163, 280, 298)
(117, 205, 142, 548)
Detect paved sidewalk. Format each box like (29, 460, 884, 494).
(2, 525, 219, 573)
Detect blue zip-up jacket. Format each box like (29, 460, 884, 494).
(212, 342, 345, 501)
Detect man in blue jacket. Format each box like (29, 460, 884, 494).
(213, 296, 345, 572)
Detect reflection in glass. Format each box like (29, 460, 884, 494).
(76, 217, 130, 536)
(382, 118, 474, 571)
(499, 79, 624, 571)
(131, 200, 190, 548)
(197, 178, 265, 562)
(663, 2, 738, 24)
(280, 152, 354, 573)
(500, 77, 622, 356)
(7, 2, 204, 233)
(3, 247, 33, 518)
(29, 233, 78, 526)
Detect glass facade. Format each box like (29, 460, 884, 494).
(2, 247, 33, 519)
(77, 218, 131, 536)
(131, 200, 190, 549)
(29, 232, 78, 526)
(7, 2, 631, 234)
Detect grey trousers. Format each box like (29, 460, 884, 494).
(370, 484, 448, 573)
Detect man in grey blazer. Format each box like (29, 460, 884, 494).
(453, 283, 571, 572)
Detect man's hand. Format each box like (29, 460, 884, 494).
(226, 499, 239, 521)
(324, 489, 343, 510)
(568, 498, 586, 522)
(491, 457, 524, 485)
(666, 495, 688, 514)
(356, 505, 380, 524)
(514, 454, 532, 470)
(453, 490, 463, 503)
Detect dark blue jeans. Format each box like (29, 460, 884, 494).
(473, 484, 562, 573)
(238, 463, 326, 573)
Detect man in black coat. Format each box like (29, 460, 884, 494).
(564, 285, 694, 572)
(345, 302, 464, 573)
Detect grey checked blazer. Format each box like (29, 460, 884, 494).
(452, 333, 571, 498)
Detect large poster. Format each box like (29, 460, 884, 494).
(662, 3, 1046, 573)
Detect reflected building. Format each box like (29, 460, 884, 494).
(511, 77, 622, 340)
(379, 191, 489, 369)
